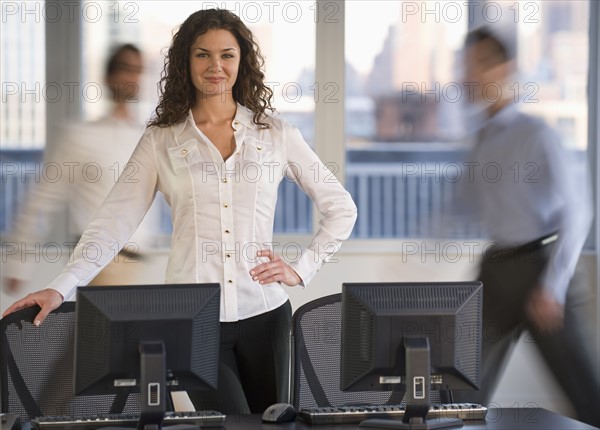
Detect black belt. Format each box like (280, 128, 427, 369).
(516, 232, 558, 252)
(486, 232, 558, 258)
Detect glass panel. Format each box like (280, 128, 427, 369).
(1, 1, 46, 232)
(345, 1, 469, 239)
(514, 0, 591, 247)
(516, 0, 589, 149)
(514, 0, 590, 203)
(344, 0, 590, 240)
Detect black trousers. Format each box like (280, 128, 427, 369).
(188, 300, 292, 414)
(453, 243, 599, 427)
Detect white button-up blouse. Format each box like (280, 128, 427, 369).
(47, 104, 358, 321)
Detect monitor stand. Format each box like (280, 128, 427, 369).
(100, 342, 199, 430)
(359, 338, 463, 430)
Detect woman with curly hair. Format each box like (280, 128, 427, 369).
(3, 9, 357, 414)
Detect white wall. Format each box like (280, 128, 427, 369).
(1, 245, 597, 420)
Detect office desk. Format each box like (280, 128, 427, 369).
(225, 409, 597, 429)
(16, 409, 599, 430)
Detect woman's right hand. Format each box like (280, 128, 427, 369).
(1, 288, 64, 326)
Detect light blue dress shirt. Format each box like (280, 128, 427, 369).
(457, 103, 592, 305)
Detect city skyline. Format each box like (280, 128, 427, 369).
(0, 1, 590, 149)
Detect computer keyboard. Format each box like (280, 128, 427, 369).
(30, 410, 225, 429)
(297, 403, 487, 425)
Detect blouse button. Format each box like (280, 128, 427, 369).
(181, 148, 188, 155)
(224, 203, 229, 208)
(222, 178, 228, 183)
(257, 146, 262, 151)
(224, 229, 230, 234)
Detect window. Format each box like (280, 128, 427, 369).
(345, 1, 469, 239)
(0, 1, 46, 232)
(514, 0, 590, 202)
(0, 0, 595, 252)
(344, 0, 591, 242)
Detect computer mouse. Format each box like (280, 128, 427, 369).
(261, 403, 297, 423)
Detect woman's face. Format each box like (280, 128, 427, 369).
(189, 28, 241, 101)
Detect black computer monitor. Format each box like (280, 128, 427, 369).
(340, 282, 483, 429)
(74, 283, 221, 429)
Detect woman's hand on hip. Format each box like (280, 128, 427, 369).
(250, 249, 301, 287)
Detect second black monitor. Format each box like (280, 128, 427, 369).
(340, 281, 483, 394)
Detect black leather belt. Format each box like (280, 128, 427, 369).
(487, 232, 558, 258)
(515, 232, 558, 253)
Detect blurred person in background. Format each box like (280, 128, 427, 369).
(450, 25, 598, 427)
(3, 43, 159, 293)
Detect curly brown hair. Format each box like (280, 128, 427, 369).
(148, 9, 274, 128)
